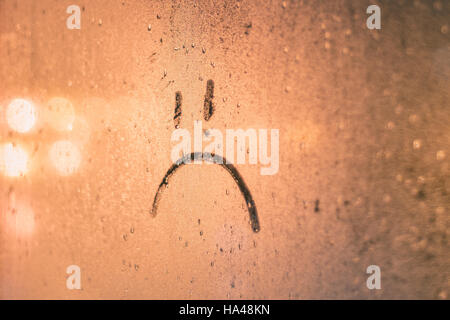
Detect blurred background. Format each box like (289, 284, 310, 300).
(0, 0, 448, 299)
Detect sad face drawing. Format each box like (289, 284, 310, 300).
(150, 80, 261, 233)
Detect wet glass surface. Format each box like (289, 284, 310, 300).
(0, 0, 448, 299)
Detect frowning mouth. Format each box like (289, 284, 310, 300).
(150, 152, 261, 233)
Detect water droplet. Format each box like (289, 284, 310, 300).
(438, 290, 447, 300)
(413, 139, 422, 150)
(433, 1, 443, 11)
(436, 150, 446, 161)
(409, 114, 419, 124)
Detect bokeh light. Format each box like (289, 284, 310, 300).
(0, 143, 29, 177)
(49, 140, 81, 176)
(6, 98, 36, 133)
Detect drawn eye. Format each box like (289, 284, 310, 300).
(203, 79, 215, 121)
(173, 91, 182, 129)
(173, 79, 216, 129)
